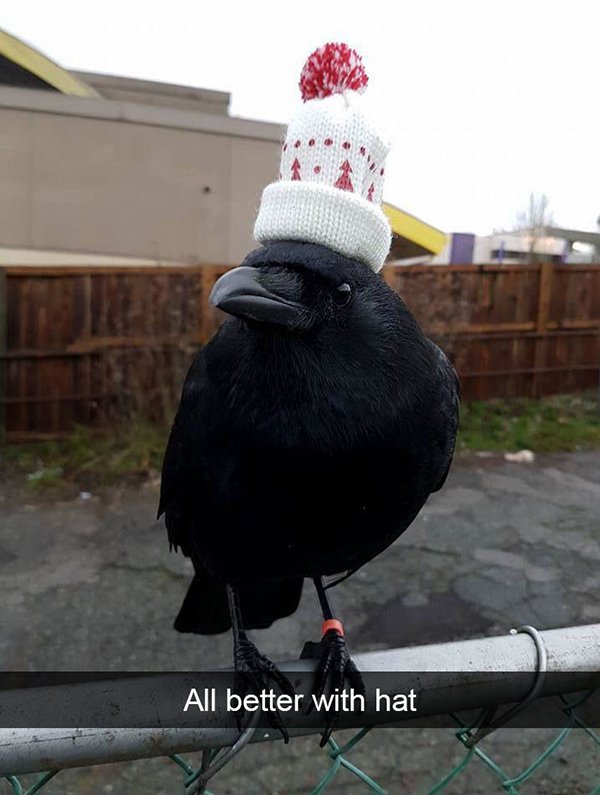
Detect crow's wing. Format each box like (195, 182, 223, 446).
(427, 339, 460, 493)
(158, 348, 209, 556)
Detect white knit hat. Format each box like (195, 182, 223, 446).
(254, 43, 392, 273)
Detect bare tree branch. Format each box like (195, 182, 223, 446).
(512, 193, 555, 263)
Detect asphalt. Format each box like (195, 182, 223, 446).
(1, 451, 599, 793)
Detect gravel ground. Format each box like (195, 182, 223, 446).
(1, 452, 600, 793)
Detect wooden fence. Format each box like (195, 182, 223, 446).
(1, 262, 599, 440)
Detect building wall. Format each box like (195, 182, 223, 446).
(0, 89, 282, 264)
(430, 232, 581, 265)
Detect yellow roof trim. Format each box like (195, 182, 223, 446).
(0, 29, 99, 97)
(382, 202, 447, 255)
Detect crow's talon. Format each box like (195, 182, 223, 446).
(233, 633, 294, 742)
(305, 630, 365, 745)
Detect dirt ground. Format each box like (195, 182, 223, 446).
(1, 452, 600, 794)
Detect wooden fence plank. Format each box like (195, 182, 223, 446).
(531, 261, 555, 397)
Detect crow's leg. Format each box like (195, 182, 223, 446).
(301, 577, 365, 746)
(226, 584, 294, 742)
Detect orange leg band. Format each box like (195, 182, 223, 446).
(321, 618, 345, 637)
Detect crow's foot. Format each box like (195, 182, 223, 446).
(233, 632, 294, 743)
(301, 628, 365, 746)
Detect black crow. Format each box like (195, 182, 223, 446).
(159, 240, 459, 740)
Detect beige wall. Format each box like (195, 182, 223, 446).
(0, 89, 282, 264)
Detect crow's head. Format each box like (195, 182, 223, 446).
(209, 241, 409, 340)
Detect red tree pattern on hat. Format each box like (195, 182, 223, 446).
(334, 160, 353, 192)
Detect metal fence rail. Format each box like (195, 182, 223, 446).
(2, 623, 600, 794)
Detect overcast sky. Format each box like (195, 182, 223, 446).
(4, 0, 599, 235)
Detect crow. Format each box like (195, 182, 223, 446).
(159, 239, 459, 741)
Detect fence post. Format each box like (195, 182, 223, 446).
(200, 267, 215, 343)
(0, 267, 6, 442)
(532, 261, 554, 398)
(82, 274, 92, 424)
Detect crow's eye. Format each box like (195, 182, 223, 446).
(334, 283, 352, 307)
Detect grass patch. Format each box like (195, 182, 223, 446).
(458, 391, 600, 453)
(1, 392, 598, 494)
(1, 419, 169, 494)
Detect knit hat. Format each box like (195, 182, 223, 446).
(253, 43, 392, 273)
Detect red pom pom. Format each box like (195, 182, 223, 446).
(299, 43, 368, 102)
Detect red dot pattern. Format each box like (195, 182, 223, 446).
(283, 139, 379, 161)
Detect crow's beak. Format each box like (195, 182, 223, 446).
(209, 267, 308, 328)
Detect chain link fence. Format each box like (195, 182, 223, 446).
(3, 705, 600, 795)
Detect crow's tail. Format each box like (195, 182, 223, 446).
(174, 573, 304, 635)
(174, 572, 230, 635)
